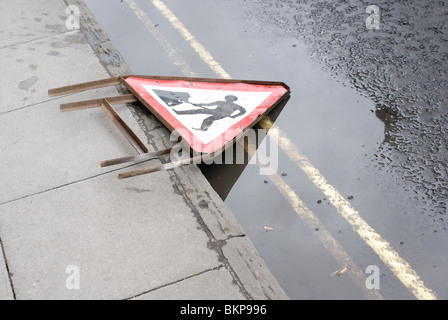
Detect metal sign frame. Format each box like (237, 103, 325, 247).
(48, 75, 290, 179)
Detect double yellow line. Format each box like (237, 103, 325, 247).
(125, 0, 436, 300)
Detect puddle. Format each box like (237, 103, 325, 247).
(250, 0, 448, 230)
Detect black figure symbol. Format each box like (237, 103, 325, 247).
(154, 90, 246, 131)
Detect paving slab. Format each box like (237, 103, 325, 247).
(0, 30, 111, 113)
(133, 267, 246, 300)
(0, 0, 69, 48)
(0, 93, 149, 205)
(0, 170, 222, 300)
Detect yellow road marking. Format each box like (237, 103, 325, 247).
(150, 0, 232, 79)
(243, 139, 384, 300)
(262, 118, 437, 300)
(127, 0, 437, 300)
(125, 0, 196, 77)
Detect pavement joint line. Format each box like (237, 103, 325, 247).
(124, 264, 225, 300)
(0, 101, 53, 117)
(0, 29, 78, 51)
(0, 159, 159, 208)
(0, 236, 16, 300)
(0, 92, 92, 117)
(142, 0, 438, 300)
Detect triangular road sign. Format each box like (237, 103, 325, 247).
(124, 76, 289, 154)
(49, 75, 290, 178)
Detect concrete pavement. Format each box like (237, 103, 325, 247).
(0, 0, 288, 300)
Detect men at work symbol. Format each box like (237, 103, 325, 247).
(153, 89, 246, 131)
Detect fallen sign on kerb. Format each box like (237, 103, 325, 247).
(48, 75, 290, 179)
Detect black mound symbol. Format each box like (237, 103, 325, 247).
(153, 89, 192, 107)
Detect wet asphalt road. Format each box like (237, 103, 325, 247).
(84, 0, 448, 299)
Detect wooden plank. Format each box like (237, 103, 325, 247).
(49, 75, 290, 98)
(116, 154, 214, 179)
(100, 99, 149, 154)
(100, 147, 173, 167)
(60, 94, 138, 112)
(48, 77, 123, 97)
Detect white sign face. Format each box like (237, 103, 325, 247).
(142, 84, 272, 145)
